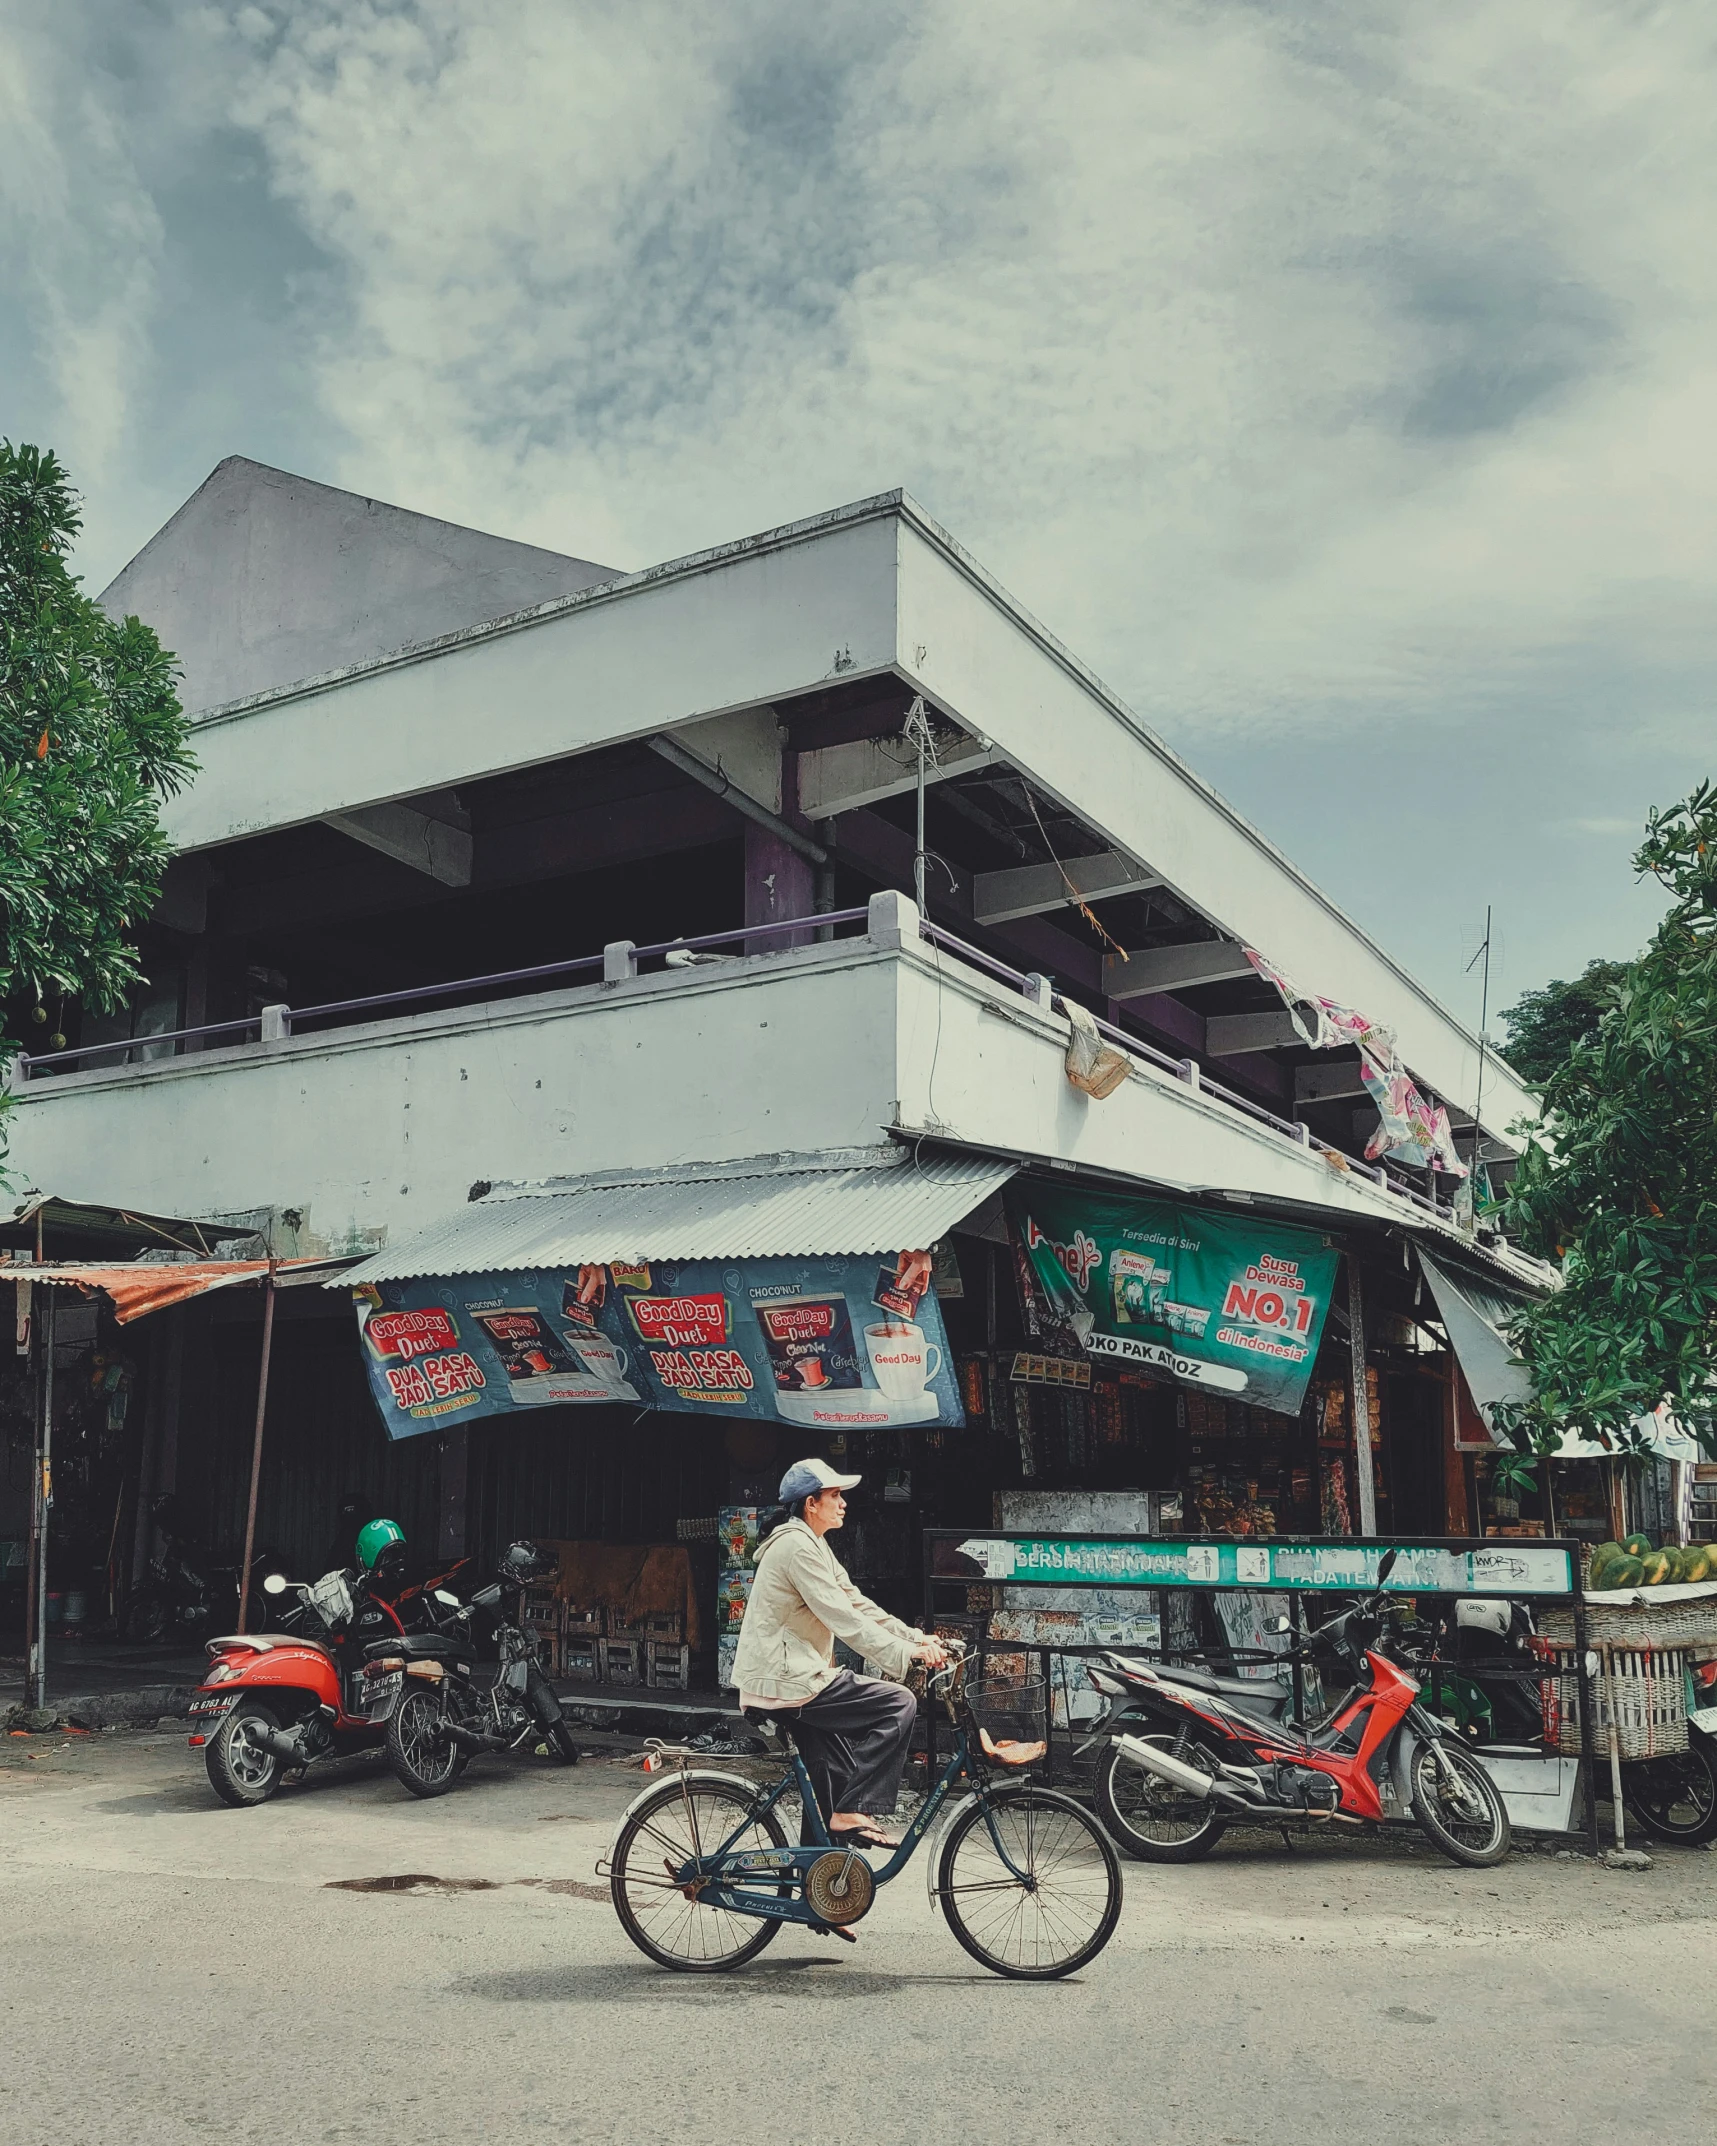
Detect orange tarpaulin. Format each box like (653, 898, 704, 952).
(24, 1260, 282, 1322)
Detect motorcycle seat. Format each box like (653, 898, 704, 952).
(1152, 1663, 1293, 1710)
(363, 1633, 457, 1661)
(206, 1632, 334, 1658)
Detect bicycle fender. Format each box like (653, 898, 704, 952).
(923, 1790, 981, 1913)
(599, 1768, 767, 1874)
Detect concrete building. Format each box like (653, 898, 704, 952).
(3, 460, 1553, 1641)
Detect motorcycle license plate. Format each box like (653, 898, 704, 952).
(188, 1692, 241, 1719)
(366, 1672, 404, 1721)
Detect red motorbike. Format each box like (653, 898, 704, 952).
(188, 1562, 464, 1806)
(1084, 1549, 1511, 1869)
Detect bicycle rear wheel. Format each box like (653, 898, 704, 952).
(937, 1786, 1122, 1980)
(610, 1773, 787, 1972)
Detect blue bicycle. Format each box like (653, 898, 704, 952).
(601, 1645, 1123, 1979)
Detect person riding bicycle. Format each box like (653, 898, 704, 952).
(733, 1458, 947, 1850)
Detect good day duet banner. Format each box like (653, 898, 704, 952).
(353, 1252, 963, 1441)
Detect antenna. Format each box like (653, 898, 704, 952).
(903, 695, 933, 915)
(1465, 903, 1493, 1186)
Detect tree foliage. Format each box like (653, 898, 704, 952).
(1499, 784, 1717, 1451)
(1498, 958, 1631, 1085)
(0, 441, 193, 1026)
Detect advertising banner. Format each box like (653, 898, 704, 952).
(1006, 1182, 1339, 1416)
(353, 1251, 962, 1442)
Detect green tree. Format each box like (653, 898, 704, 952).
(0, 441, 193, 1050)
(1498, 958, 1631, 1084)
(1499, 783, 1717, 1451)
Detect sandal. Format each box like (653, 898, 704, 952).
(829, 1822, 900, 1851)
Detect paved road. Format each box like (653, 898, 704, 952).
(1, 1729, 1709, 2146)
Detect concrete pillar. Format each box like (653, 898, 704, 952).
(867, 889, 921, 950)
(744, 823, 814, 955)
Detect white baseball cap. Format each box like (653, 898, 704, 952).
(779, 1457, 862, 1501)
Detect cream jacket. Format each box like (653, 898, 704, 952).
(732, 1518, 924, 1705)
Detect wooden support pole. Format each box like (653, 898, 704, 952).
(236, 1270, 277, 1635)
(1348, 1253, 1378, 1537)
(26, 1288, 57, 1709)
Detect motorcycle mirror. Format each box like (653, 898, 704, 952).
(1273, 1616, 1292, 1633)
(262, 1572, 289, 1596)
(433, 1589, 461, 1607)
(1376, 1548, 1398, 1584)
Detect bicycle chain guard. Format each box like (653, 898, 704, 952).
(805, 1849, 875, 1926)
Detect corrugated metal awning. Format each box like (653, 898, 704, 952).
(22, 1258, 330, 1323)
(334, 1147, 1017, 1284)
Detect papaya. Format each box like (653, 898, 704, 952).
(1602, 1554, 1646, 1590)
(1684, 1546, 1713, 1585)
(1588, 1542, 1625, 1585)
(1624, 1533, 1654, 1559)
(1640, 1548, 1676, 1585)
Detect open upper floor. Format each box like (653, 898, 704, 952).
(6, 460, 1531, 1250)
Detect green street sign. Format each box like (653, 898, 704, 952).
(954, 1535, 1575, 1599)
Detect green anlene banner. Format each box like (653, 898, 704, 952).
(1006, 1182, 1341, 1416)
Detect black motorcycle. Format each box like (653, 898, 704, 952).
(126, 1494, 279, 1642)
(362, 1542, 580, 1797)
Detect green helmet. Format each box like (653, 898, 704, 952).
(355, 1517, 406, 1571)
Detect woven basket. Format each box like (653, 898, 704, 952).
(1534, 1638, 1689, 1759)
(1541, 1596, 1717, 1649)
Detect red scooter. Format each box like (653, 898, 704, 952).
(188, 1563, 463, 1806)
(1084, 1550, 1512, 1869)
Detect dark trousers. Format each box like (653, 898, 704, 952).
(787, 1671, 918, 1828)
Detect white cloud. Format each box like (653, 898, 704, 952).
(0, 10, 166, 477)
(200, 0, 1717, 749)
(5, 1, 1714, 1002)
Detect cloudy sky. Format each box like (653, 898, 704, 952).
(5, 1, 1714, 1023)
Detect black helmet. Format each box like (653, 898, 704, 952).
(500, 1540, 555, 1585)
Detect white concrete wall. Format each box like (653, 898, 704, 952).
(6, 930, 1490, 1260)
(884, 939, 1438, 1229)
(5, 948, 904, 1256)
(166, 508, 900, 850)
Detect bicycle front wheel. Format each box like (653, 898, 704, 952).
(937, 1786, 1122, 1980)
(610, 1773, 787, 1972)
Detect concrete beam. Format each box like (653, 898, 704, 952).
(796, 729, 994, 818)
(1103, 940, 1254, 1000)
(1294, 1058, 1371, 1104)
(972, 851, 1160, 925)
(325, 801, 472, 886)
(1206, 1010, 1302, 1057)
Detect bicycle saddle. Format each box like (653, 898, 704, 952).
(740, 1704, 796, 1744)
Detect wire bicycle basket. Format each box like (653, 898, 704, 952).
(964, 1672, 1049, 1769)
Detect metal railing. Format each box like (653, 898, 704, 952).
(14, 894, 1463, 1226)
(918, 917, 1461, 1224)
(16, 906, 871, 1077)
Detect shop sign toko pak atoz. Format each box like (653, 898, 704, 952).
(351, 1252, 962, 1441)
(1006, 1184, 1337, 1415)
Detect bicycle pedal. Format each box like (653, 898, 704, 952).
(808, 1921, 858, 1944)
